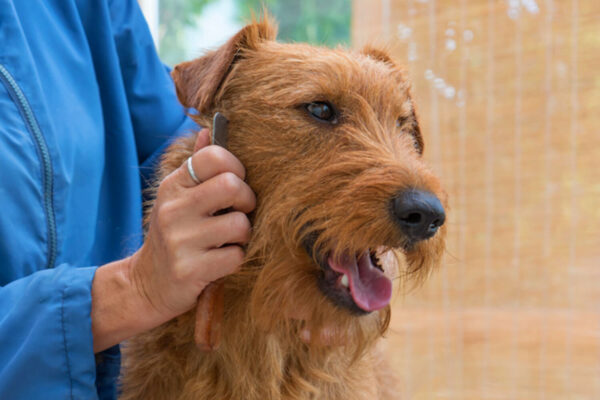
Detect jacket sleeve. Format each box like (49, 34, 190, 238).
(0, 264, 101, 399)
(108, 0, 199, 171)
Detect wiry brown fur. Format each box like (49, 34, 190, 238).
(120, 16, 446, 400)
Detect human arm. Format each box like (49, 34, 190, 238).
(0, 132, 254, 400)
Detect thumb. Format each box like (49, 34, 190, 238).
(194, 128, 211, 152)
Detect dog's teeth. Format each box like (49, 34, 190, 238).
(341, 274, 349, 288)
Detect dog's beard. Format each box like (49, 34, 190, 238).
(243, 214, 442, 353)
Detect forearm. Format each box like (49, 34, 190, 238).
(91, 254, 170, 353)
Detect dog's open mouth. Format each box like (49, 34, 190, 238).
(313, 248, 393, 315)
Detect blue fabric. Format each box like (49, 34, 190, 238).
(0, 0, 198, 398)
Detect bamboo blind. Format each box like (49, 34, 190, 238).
(353, 1, 600, 398)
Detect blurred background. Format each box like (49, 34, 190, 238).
(138, 1, 600, 398)
(138, 0, 351, 66)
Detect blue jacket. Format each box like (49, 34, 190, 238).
(0, 0, 196, 398)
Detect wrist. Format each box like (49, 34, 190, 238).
(91, 253, 170, 353)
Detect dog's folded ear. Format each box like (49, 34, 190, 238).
(172, 17, 277, 113)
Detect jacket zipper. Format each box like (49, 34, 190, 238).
(0, 64, 57, 269)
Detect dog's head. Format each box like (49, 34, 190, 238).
(173, 17, 446, 346)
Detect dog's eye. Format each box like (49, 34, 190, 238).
(305, 102, 338, 124)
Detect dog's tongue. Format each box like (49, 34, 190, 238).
(328, 252, 392, 312)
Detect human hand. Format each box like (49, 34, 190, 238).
(130, 128, 256, 321)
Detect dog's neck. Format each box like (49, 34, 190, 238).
(179, 288, 383, 399)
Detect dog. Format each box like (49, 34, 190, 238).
(119, 16, 447, 400)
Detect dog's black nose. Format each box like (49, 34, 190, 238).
(392, 190, 445, 242)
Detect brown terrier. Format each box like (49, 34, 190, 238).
(120, 17, 446, 400)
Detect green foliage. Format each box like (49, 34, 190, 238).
(158, 0, 351, 65)
(158, 0, 217, 66)
(235, 0, 351, 47)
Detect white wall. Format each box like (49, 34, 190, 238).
(138, 0, 160, 48)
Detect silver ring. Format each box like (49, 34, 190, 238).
(186, 156, 201, 184)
